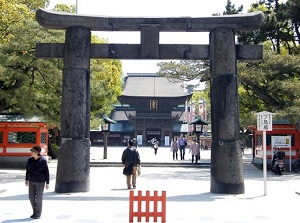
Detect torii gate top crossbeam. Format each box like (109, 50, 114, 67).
(36, 9, 264, 32)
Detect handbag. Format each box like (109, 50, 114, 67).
(123, 163, 134, 176)
(138, 166, 142, 176)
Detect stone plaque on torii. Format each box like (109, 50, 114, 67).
(35, 9, 264, 194)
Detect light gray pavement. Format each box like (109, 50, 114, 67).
(1, 146, 300, 223)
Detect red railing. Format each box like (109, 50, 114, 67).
(129, 190, 166, 223)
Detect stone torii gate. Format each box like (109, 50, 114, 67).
(35, 9, 264, 194)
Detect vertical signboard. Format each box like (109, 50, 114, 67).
(256, 111, 274, 196)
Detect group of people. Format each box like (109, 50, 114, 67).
(23, 136, 203, 219)
(171, 134, 201, 163)
(24, 140, 142, 220)
(121, 135, 203, 191)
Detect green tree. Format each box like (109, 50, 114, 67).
(157, 60, 208, 82)
(0, 0, 63, 125)
(235, 0, 300, 128)
(238, 0, 296, 54)
(90, 54, 122, 128)
(238, 46, 300, 128)
(0, 1, 123, 128)
(286, 0, 300, 45)
(223, 0, 243, 15)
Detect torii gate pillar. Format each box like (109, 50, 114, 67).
(210, 28, 243, 193)
(56, 27, 91, 192)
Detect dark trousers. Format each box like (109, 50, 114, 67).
(29, 182, 45, 217)
(179, 146, 185, 160)
(173, 151, 178, 160)
(192, 155, 199, 163)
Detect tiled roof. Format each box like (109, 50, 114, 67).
(0, 115, 46, 122)
(122, 73, 190, 97)
(111, 110, 129, 121)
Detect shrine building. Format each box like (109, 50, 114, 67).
(90, 73, 193, 146)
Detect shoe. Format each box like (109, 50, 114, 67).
(133, 186, 136, 189)
(34, 216, 40, 219)
(128, 187, 131, 189)
(30, 214, 35, 218)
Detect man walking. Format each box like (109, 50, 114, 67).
(177, 134, 187, 160)
(121, 139, 141, 189)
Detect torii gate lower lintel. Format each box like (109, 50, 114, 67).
(35, 8, 264, 194)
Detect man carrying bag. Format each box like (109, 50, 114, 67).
(121, 139, 141, 189)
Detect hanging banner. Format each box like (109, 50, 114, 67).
(198, 100, 204, 118)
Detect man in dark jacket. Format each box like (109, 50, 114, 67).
(25, 145, 49, 219)
(121, 139, 141, 189)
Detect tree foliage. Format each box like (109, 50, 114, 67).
(90, 38, 122, 128)
(0, 0, 63, 125)
(238, 46, 300, 126)
(238, 0, 298, 54)
(223, 0, 243, 15)
(0, 1, 123, 128)
(157, 60, 209, 82)
(237, 0, 300, 128)
(156, 0, 300, 129)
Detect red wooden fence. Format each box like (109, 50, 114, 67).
(129, 190, 166, 223)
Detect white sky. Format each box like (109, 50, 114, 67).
(47, 0, 254, 74)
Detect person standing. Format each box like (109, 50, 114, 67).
(25, 145, 49, 219)
(151, 137, 159, 155)
(171, 136, 179, 160)
(189, 139, 200, 164)
(240, 140, 244, 155)
(177, 134, 187, 160)
(200, 139, 204, 150)
(121, 139, 141, 189)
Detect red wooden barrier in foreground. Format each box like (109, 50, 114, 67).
(129, 190, 166, 223)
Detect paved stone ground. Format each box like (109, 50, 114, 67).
(1, 147, 300, 223)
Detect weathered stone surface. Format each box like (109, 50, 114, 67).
(36, 8, 264, 32)
(209, 28, 244, 194)
(210, 140, 244, 194)
(36, 43, 262, 60)
(55, 139, 90, 193)
(140, 24, 160, 59)
(56, 27, 91, 193)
